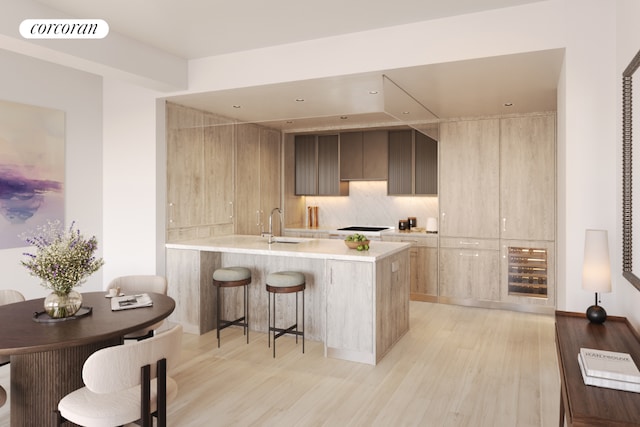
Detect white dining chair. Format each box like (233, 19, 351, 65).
(107, 275, 168, 340)
(0, 289, 25, 408)
(56, 323, 183, 427)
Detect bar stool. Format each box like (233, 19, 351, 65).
(266, 271, 305, 358)
(212, 266, 251, 348)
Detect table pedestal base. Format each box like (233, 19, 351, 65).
(10, 337, 121, 427)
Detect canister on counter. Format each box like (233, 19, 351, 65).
(398, 219, 409, 230)
(408, 217, 417, 228)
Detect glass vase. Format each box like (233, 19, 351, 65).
(44, 290, 83, 318)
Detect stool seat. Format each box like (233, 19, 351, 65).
(212, 266, 252, 347)
(266, 271, 305, 293)
(213, 267, 251, 284)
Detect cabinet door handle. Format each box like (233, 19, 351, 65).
(502, 217, 507, 232)
(229, 201, 233, 219)
(459, 241, 480, 246)
(459, 252, 479, 257)
(168, 202, 174, 224)
(256, 210, 261, 226)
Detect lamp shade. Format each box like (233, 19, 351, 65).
(582, 229, 612, 293)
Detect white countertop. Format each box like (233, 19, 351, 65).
(166, 234, 410, 262)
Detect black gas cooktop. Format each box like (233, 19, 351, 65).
(338, 226, 390, 232)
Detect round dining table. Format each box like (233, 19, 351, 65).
(0, 291, 175, 427)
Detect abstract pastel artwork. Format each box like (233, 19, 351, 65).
(0, 100, 64, 249)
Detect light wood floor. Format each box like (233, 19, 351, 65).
(0, 302, 560, 426)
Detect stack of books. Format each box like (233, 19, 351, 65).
(578, 347, 640, 393)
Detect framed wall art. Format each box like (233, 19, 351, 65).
(0, 99, 64, 249)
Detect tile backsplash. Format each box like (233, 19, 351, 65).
(305, 181, 438, 229)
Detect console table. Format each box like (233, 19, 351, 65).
(555, 311, 640, 426)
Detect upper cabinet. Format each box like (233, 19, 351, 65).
(439, 119, 500, 238)
(235, 123, 282, 235)
(500, 114, 555, 241)
(340, 130, 388, 180)
(388, 129, 438, 196)
(295, 134, 348, 196)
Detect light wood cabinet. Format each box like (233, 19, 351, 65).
(500, 115, 555, 241)
(235, 123, 281, 235)
(388, 129, 438, 195)
(439, 119, 500, 238)
(294, 134, 348, 196)
(166, 103, 234, 241)
(438, 238, 500, 302)
(382, 234, 438, 300)
(339, 130, 388, 180)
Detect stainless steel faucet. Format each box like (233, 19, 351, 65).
(267, 207, 283, 244)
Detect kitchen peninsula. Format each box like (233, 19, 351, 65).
(166, 235, 410, 364)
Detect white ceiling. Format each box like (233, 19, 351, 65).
(34, 0, 562, 132)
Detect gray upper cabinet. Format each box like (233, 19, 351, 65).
(294, 135, 316, 196)
(340, 130, 388, 180)
(387, 130, 413, 194)
(295, 134, 348, 196)
(388, 129, 438, 195)
(415, 132, 438, 195)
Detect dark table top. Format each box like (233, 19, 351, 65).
(0, 291, 175, 355)
(555, 311, 640, 426)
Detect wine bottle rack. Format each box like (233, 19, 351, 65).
(507, 247, 548, 298)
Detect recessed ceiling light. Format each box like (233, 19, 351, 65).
(504, 102, 513, 107)
(369, 90, 379, 95)
(402, 111, 410, 115)
(232, 105, 241, 108)
(295, 98, 305, 102)
(286, 120, 293, 124)
(340, 116, 348, 120)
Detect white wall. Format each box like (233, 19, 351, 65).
(0, 49, 103, 300)
(102, 78, 163, 287)
(616, 0, 640, 327)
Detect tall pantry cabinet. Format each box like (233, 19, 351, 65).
(166, 103, 235, 242)
(235, 123, 282, 235)
(438, 119, 500, 302)
(438, 114, 556, 310)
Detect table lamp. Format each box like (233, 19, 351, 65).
(582, 229, 611, 324)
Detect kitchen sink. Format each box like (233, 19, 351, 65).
(267, 237, 313, 244)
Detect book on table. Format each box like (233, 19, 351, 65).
(110, 293, 153, 311)
(578, 347, 640, 393)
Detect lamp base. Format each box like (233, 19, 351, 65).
(586, 305, 607, 324)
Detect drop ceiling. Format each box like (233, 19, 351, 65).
(34, 0, 562, 132)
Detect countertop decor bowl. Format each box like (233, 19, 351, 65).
(345, 240, 370, 249)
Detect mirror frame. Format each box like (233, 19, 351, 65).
(622, 48, 640, 290)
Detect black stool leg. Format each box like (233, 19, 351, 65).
(302, 289, 305, 353)
(216, 285, 221, 348)
(295, 290, 299, 344)
(245, 284, 249, 344)
(272, 291, 276, 358)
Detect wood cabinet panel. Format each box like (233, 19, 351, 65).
(387, 130, 413, 194)
(415, 132, 438, 195)
(339, 132, 364, 180)
(326, 260, 374, 355)
(362, 130, 388, 180)
(318, 135, 341, 195)
(167, 127, 203, 229)
(439, 119, 500, 238)
(295, 134, 347, 196)
(235, 123, 281, 235)
(294, 135, 316, 196)
(500, 115, 555, 241)
(439, 245, 499, 301)
(235, 124, 262, 234)
(203, 119, 234, 225)
(340, 131, 388, 180)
